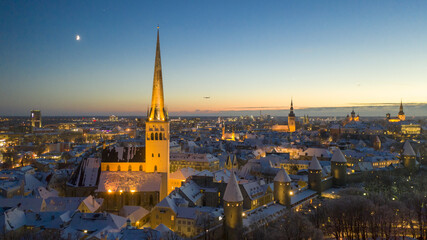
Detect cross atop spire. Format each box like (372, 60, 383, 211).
(148, 27, 167, 122)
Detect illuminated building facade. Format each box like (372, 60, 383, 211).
(170, 153, 219, 172)
(221, 124, 236, 141)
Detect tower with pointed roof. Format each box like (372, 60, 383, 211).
(398, 100, 405, 121)
(331, 149, 347, 186)
(274, 167, 292, 208)
(402, 141, 416, 170)
(308, 156, 323, 194)
(145, 28, 170, 200)
(223, 171, 243, 240)
(288, 99, 296, 133)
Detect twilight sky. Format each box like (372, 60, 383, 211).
(1, 1, 427, 116)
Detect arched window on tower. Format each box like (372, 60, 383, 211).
(154, 165, 157, 172)
(139, 165, 143, 171)
(151, 133, 154, 140)
(159, 133, 163, 140)
(155, 133, 158, 140)
(106, 165, 110, 171)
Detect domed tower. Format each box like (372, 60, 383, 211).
(273, 167, 292, 208)
(223, 171, 243, 240)
(402, 141, 416, 170)
(351, 109, 356, 120)
(331, 149, 347, 187)
(288, 99, 296, 133)
(308, 156, 323, 194)
(398, 100, 406, 121)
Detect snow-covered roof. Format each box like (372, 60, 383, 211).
(179, 181, 203, 204)
(241, 181, 267, 200)
(331, 149, 347, 163)
(24, 173, 44, 193)
(36, 186, 59, 199)
(67, 157, 101, 187)
(403, 141, 416, 156)
(213, 169, 231, 182)
(195, 170, 214, 177)
(170, 168, 199, 180)
(308, 156, 323, 170)
(291, 189, 317, 205)
(223, 171, 243, 202)
(0, 198, 45, 212)
(119, 206, 149, 223)
(156, 195, 179, 214)
(273, 167, 291, 182)
(2, 208, 26, 232)
(65, 212, 127, 234)
(82, 195, 102, 213)
(118, 228, 162, 240)
(299, 148, 332, 158)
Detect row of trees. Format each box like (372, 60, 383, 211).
(305, 169, 427, 239)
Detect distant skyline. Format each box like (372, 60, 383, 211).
(1, 1, 427, 116)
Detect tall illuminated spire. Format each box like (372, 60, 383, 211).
(148, 26, 167, 121)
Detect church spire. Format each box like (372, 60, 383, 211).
(399, 99, 404, 115)
(148, 27, 167, 122)
(289, 98, 295, 117)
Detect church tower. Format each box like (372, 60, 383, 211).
(145, 28, 170, 199)
(331, 149, 347, 187)
(398, 100, 406, 121)
(308, 155, 323, 194)
(223, 171, 243, 240)
(273, 167, 291, 208)
(288, 99, 296, 133)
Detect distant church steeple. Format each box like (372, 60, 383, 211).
(148, 27, 167, 122)
(398, 100, 405, 121)
(288, 99, 296, 132)
(289, 99, 295, 117)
